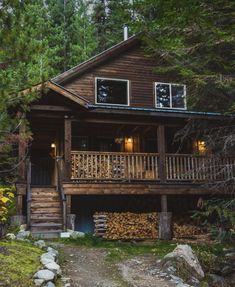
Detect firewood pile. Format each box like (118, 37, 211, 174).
(94, 212, 158, 240)
(173, 217, 203, 239)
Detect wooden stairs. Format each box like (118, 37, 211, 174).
(30, 186, 63, 238)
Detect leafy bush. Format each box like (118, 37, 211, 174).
(0, 185, 15, 223)
(192, 198, 235, 242)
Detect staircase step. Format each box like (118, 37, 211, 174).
(31, 223, 62, 227)
(31, 202, 61, 208)
(31, 196, 60, 201)
(29, 185, 63, 237)
(31, 207, 61, 213)
(31, 216, 62, 221)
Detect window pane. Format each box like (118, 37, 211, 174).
(96, 79, 128, 105)
(156, 84, 170, 108)
(172, 85, 185, 108)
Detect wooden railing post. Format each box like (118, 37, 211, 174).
(64, 116, 72, 181)
(157, 125, 166, 182)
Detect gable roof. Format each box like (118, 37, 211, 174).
(51, 34, 140, 84)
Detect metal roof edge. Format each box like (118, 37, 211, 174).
(87, 104, 233, 117)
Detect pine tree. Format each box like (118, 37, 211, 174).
(133, 0, 235, 112)
(69, 0, 98, 67)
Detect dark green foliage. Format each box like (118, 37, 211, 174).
(132, 0, 235, 112)
(192, 198, 235, 242)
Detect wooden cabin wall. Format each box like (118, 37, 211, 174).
(64, 46, 170, 108)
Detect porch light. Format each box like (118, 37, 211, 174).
(127, 137, 133, 143)
(51, 143, 56, 148)
(197, 140, 206, 154)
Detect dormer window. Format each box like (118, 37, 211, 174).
(96, 77, 129, 106)
(155, 83, 186, 109)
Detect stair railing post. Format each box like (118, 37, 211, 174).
(26, 158, 32, 230)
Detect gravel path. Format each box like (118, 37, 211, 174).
(62, 246, 176, 287)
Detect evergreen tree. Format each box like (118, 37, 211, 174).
(69, 0, 98, 67)
(133, 0, 235, 112)
(92, 0, 136, 52)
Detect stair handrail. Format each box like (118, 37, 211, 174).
(56, 156, 67, 231)
(26, 158, 32, 229)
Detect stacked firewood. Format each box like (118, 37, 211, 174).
(173, 216, 203, 238)
(94, 212, 158, 240)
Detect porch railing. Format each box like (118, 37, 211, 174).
(71, 151, 235, 182)
(166, 154, 235, 181)
(71, 151, 159, 181)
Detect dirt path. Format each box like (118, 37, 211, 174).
(61, 246, 176, 287)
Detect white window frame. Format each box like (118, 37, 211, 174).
(155, 82, 187, 110)
(95, 77, 130, 106)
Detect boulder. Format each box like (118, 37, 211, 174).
(47, 247, 58, 257)
(44, 261, 61, 275)
(6, 233, 16, 240)
(40, 253, 56, 265)
(33, 269, 55, 282)
(70, 231, 85, 239)
(19, 224, 26, 231)
(34, 240, 46, 249)
(44, 281, 55, 287)
(160, 244, 204, 284)
(16, 230, 31, 240)
(34, 278, 45, 286)
(208, 274, 230, 287)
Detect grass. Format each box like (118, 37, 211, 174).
(0, 240, 43, 287)
(58, 234, 225, 264)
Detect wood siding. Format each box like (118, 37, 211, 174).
(64, 46, 169, 108)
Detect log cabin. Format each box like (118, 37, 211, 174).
(15, 33, 234, 238)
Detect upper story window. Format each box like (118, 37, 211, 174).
(155, 82, 186, 109)
(96, 77, 129, 106)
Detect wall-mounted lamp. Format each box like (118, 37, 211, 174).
(127, 137, 133, 143)
(51, 143, 56, 148)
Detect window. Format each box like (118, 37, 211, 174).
(96, 77, 129, 106)
(155, 83, 186, 109)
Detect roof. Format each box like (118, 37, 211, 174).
(52, 34, 140, 84)
(87, 104, 230, 119)
(48, 35, 232, 120)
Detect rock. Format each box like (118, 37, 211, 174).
(225, 273, 235, 287)
(6, 233, 16, 240)
(225, 252, 235, 261)
(64, 284, 71, 287)
(19, 224, 26, 231)
(40, 253, 56, 265)
(160, 244, 204, 284)
(16, 230, 31, 240)
(44, 261, 61, 275)
(221, 265, 234, 276)
(176, 283, 192, 287)
(44, 281, 55, 287)
(70, 231, 85, 239)
(33, 269, 55, 282)
(60, 232, 71, 238)
(208, 274, 230, 287)
(34, 240, 46, 249)
(34, 278, 45, 286)
(47, 247, 58, 257)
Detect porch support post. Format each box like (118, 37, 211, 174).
(64, 116, 72, 181)
(161, 195, 168, 212)
(157, 125, 166, 182)
(159, 194, 172, 240)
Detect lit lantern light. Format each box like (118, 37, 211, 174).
(51, 143, 56, 148)
(125, 137, 133, 152)
(197, 140, 206, 154)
